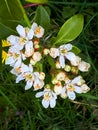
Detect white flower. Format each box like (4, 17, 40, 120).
(71, 56, 81, 66)
(58, 44, 76, 68)
(78, 61, 90, 72)
(61, 76, 84, 100)
(23, 64, 34, 90)
(54, 81, 63, 95)
(31, 51, 42, 64)
(56, 71, 66, 81)
(5, 48, 25, 68)
(36, 88, 57, 108)
(24, 41, 34, 57)
(16, 64, 34, 90)
(33, 52, 42, 62)
(81, 84, 90, 93)
(7, 25, 34, 54)
(33, 72, 45, 90)
(16, 25, 34, 40)
(16, 25, 34, 57)
(7, 35, 23, 50)
(31, 22, 44, 38)
(49, 48, 59, 58)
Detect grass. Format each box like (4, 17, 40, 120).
(0, 0, 98, 130)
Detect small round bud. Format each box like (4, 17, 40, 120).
(43, 48, 50, 55)
(64, 65, 71, 72)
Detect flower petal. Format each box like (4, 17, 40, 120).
(63, 43, 72, 51)
(78, 61, 90, 72)
(14, 58, 22, 68)
(35, 92, 44, 98)
(59, 55, 65, 68)
(21, 63, 29, 73)
(74, 86, 82, 93)
(25, 80, 33, 90)
(50, 98, 56, 108)
(27, 29, 34, 40)
(10, 68, 19, 76)
(31, 22, 38, 30)
(81, 84, 90, 93)
(71, 76, 82, 84)
(66, 52, 76, 62)
(67, 91, 76, 100)
(16, 74, 24, 83)
(7, 35, 19, 46)
(25, 41, 34, 57)
(42, 99, 49, 108)
(16, 25, 26, 37)
(5, 56, 15, 65)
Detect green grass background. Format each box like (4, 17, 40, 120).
(0, 0, 98, 129)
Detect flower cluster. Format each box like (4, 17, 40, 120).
(3, 23, 90, 108)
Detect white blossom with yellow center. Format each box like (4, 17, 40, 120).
(36, 88, 57, 108)
(31, 22, 44, 38)
(5, 47, 25, 68)
(58, 43, 77, 68)
(61, 76, 85, 100)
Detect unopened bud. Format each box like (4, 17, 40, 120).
(43, 48, 50, 55)
(71, 66, 78, 75)
(64, 65, 71, 72)
(56, 61, 61, 69)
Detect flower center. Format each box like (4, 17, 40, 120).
(35, 27, 41, 35)
(67, 84, 75, 91)
(44, 93, 51, 101)
(20, 37, 26, 45)
(61, 49, 67, 54)
(14, 53, 20, 59)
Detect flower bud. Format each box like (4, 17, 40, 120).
(64, 65, 71, 72)
(43, 48, 50, 55)
(56, 61, 61, 69)
(71, 66, 78, 75)
(49, 48, 59, 58)
(81, 84, 90, 93)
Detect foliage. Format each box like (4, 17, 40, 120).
(0, 0, 98, 130)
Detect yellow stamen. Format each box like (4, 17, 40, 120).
(20, 37, 25, 45)
(2, 51, 8, 63)
(67, 84, 75, 91)
(61, 49, 67, 54)
(2, 40, 10, 47)
(35, 27, 41, 35)
(44, 93, 50, 101)
(34, 84, 40, 90)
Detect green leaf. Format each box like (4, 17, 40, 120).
(0, 0, 31, 39)
(54, 14, 84, 45)
(71, 45, 81, 54)
(34, 6, 50, 32)
(25, 0, 48, 4)
(0, 22, 17, 39)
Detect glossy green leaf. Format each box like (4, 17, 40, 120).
(34, 6, 50, 32)
(54, 14, 84, 45)
(0, 0, 31, 39)
(25, 0, 48, 4)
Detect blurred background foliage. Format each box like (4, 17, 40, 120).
(0, 0, 98, 129)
